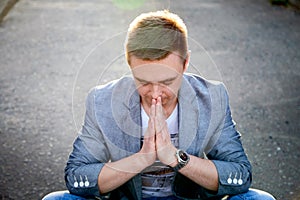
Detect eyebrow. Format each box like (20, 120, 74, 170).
(134, 75, 178, 84)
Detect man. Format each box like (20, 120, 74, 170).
(43, 11, 275, 200)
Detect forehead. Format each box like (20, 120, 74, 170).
(131, 64, 179, 82)
(129, 52, 184, 81)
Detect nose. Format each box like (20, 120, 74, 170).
(151, 83, 162, 99)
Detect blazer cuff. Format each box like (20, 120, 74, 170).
(65, 163, 106, 198)
(212, 160, 252, 196)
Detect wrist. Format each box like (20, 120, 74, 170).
(157, 144, 178, 166)
(168, 148, 178, 167)
(169, 159, 178, 168)
(172, 149, 190, 171)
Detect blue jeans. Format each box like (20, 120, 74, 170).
(42, 189, 275, 200)
(227, 189, 275, 200)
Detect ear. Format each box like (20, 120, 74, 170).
(183, 50, 191, 72)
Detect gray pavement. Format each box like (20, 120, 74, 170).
(0, 0, 299, 199)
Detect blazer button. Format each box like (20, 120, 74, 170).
(79, 175, 84, 187)
(85, 181, 90, 187)
(73, 176, 79, 188)
(79, 181, 84, 187)
(238, 173, 243, 185)
(227, 178, 232, 184)
(238, 179, 243, 185)
(74, 181, 79, 188)
(84, 175, 90, 187)
(233, 178, 238, 184)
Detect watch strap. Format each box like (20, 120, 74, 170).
(173, 149, 190, 172)
(173, 162, 186, 171)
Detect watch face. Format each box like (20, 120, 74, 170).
(179, 151, 188, 161)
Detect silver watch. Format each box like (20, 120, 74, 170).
(173, 149, 190, 171)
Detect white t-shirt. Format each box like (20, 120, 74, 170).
(141, 104, 179, 198)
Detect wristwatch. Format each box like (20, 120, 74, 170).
(173, 149, 190, 171)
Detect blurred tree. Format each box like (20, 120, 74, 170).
(0, 0, 19, 23)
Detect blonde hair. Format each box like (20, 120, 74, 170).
(125, 10, 188, 65)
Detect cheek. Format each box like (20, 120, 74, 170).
(165, 83, 180, 95)
(137, 86, 150, 97)
(162, 87, 177, 98)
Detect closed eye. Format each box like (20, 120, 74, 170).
(158, 76, 178, 86)
(140, 81, 150, 86)
(134, 75, 178, 86)
(160, 80, 173, 86)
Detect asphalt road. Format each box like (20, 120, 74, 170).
(0, 0, 299, 199)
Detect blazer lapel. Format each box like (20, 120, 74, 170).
(110, 76, 142, 156)
(178, 77, 200, 151)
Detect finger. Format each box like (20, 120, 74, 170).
(155, 97, 166, 134)
(150, 99, 156, 119)
(155, 96, 163, 116)
(144, 101, 156, 142)
(156, 96, 162, 105)
(157, 126, 170, 142)
(156, 97, 166, 123)
(145, 118, 155, 141)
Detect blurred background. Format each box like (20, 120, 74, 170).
(0, 0, 299, 199)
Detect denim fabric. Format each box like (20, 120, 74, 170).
(142, 196, 180, 200)
(228, 189, 275, 200)
(42, 191, 87, 200)
(43, 188, 275, 200)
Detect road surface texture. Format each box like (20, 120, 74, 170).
(0, 0, 299, 199)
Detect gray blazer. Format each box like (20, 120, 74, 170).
(65, 74, 252, 199)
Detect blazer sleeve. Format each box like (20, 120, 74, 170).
(208, 84, 252, 196)
(64, 88, 110, 198)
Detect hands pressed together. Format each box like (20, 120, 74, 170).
(139, 97, 177, 167)
(99, 97, 219, 194)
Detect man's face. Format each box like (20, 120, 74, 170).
(129, 52, 187, 112)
